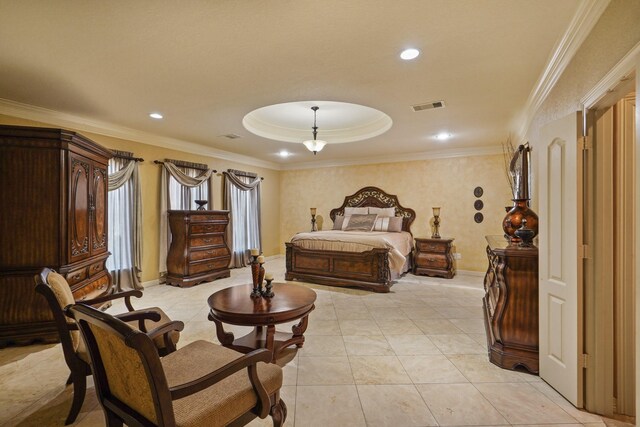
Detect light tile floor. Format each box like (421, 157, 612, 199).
(0, 257, 618, 426)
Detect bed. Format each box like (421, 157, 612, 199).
(285, 186, 416, 293)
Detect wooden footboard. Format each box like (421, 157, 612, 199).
(285, 242, 392, 293)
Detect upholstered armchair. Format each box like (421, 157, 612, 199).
(34, 268, 184, 425)
(66, 303, 287, 427)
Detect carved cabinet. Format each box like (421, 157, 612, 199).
(483, 235, 539, 374)
(413, 237, 456, 279)
(0, 125, 113, 346)
(166, 210, 231, 287)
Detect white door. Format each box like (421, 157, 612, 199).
(538, 112, 583, 407)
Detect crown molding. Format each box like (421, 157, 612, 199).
(0, 98, 280, 170)
(279, 145, 503, 171)
(515, 0, 610, 140)
(580, 40, 640, 108)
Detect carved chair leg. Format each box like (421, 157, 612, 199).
(65, 373, 86, 425)
(270, 398, 287, 427)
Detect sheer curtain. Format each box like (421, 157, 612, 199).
(223, 169, 261, 267)
(159, 160, 215, 278)
(107, 150, 143, 291)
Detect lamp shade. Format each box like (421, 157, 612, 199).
(303, 139, 327, 153)
(432, 207, 441, 216)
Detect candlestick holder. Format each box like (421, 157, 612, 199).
(432, 206, 441, 239)
(310, 207, 318, 232)
(263, 278, 274, 298)
(250, 255, 262, 298)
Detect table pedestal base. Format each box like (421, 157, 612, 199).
(208, 314, 310, 362)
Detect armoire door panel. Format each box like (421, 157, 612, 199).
(69, 155, 90, 263)
(91, 164, 108, 255)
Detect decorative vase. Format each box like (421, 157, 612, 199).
(195, 200, 208, 210)
(502, 199, 538, 243)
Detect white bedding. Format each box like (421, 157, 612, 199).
(289, 230, 413, 274)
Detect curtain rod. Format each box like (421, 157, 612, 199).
(221, 170, 264, 180)
(154, 160, 216, 173)
(112, 153, 144, 162)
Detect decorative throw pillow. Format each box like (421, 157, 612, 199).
(344, 207, 368, 216)
(373, 216, 403, 232)
(368, 207, 396, 217)
(343, 214, 378, 231)
(333, 215, 346, 230)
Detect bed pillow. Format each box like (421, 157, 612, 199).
(344, 207, 368, 215)
(373, 216, 403, 232)
(368, 207, 396, 217)
(343, 214, 378, 231)
(332, 215, 346, 230)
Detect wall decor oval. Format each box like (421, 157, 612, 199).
(474, 200, 484, 210)
(474, 212, 484, 223)
(473, 186, 483, 197)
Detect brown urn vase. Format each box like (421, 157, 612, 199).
(502, 199, 538, 243)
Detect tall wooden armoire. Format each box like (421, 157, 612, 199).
(0, 125, 113, 346)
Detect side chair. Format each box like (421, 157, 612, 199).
(66, 303, 287, 427)
(35, 268, 184, 425)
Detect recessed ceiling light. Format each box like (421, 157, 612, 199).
(149, 112, 163, 119)
(400, 48, 420, 60)
(279, 150, 290, 158)
(435, 132, 452, 140)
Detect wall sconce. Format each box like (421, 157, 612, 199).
(432, 207, 441, 239)
(310, 207, 317, 232)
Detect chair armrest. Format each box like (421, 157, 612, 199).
(146, 320, 185, 354)
(115, 310, 162, 326)
(169, 348, 272, 400)
(80, 290, 143, 311)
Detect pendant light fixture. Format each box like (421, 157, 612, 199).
(302, 106, 327, 155)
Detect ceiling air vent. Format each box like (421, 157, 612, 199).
(412, 100, 446, 112)
(221, 133, 241, 139)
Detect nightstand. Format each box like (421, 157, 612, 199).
(413, 237, 456, 279)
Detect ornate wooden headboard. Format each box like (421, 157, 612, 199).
(329, 186, 416, 234)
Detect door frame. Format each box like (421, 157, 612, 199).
(579, 41, 640, 418)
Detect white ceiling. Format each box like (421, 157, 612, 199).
(0, 0, 583, 168)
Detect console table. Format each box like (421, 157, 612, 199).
(483, 235, 539, 374)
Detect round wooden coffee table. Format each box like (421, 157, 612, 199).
(207, 283, 316, 362)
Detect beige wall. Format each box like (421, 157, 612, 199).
(280, 155, 511, 272)
(0, 114, 281, 282)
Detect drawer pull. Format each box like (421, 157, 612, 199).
(208, 264, 214, 268)
(204, 238, 213, 243)
(206, 226, 214, 230)
(427, 245, 437, 251)
(72, 274, 81, 280)
(428, 258, 437, 262)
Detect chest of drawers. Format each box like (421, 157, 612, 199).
(413, 237, 456, 279)
(166, 210, 231, 287)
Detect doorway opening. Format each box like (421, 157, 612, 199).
(583, 77, 636, 422)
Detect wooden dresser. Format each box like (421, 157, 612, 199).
(413, 237, 456, 279)
(166, 210, 231, 287)
(483, 235, 539, 374)
(0, 125, 113, 346)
